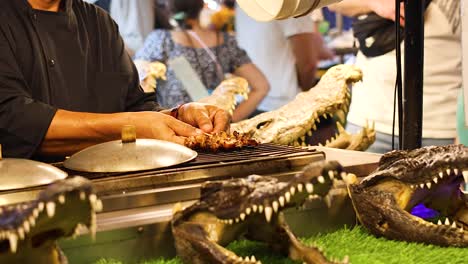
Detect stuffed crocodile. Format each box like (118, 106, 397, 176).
(172, 160, 349, 264)
(230, 65, 375, 151)
(0, 176, 102, 264)
(198, 77, 250, 116)
(144, 62, 375, 151)
(345, 144, 468, 247)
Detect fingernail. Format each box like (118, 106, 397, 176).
(195, 129, 204, 135)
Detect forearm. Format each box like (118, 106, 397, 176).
(329, 0, 372, 17)
(296, 64, 318, 91)
(289, 33, 319, 91)
(232, 89, 268, 122)
(232, 64, 270, 121)
(39, 109, 135, 156)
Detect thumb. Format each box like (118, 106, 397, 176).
(167, 118, 204, 137)
(194, 111, 214, 132)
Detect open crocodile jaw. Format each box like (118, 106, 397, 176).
(206, 161, 343, 225)
(0, 177, 102, 264)
(231, 65, 361, 147)
(349, 145, 468, 247)
(172, 161, 348, 264)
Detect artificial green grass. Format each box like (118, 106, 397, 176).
(94, 226, 468, 264)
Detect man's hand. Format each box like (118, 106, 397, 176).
(177, 102, 231, 133)
(136, 111, 205, 145)
(368, 0, 405, 25)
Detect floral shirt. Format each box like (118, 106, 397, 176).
(134, 29, 251, 108)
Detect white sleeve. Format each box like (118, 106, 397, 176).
(110, 0, 155, 55)
(278, 15, 315, 38)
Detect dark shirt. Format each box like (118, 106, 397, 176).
(0, 0, 161, 159)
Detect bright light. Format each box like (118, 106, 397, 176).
(204, 0, 220, 10)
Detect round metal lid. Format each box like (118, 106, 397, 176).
(63, 126, 198, 173)
(0, 158, 68, 191)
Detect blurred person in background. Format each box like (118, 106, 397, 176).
(210, 0, 236, 33)
(134, 0, 270, 122)
(90, 0, 156, 56)
(236, 6, 333, 114)
(330, 0, 461, 153)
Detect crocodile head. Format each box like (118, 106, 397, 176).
(0, 176, 102, 264)
(199, 77, 249, 115)
(172, 160, 349, 264)
(231, 65, 374, 150)
(347, 145, 468, 247)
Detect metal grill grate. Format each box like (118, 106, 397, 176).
(184, 144, 315, 165)
(54, 144, 317, 179)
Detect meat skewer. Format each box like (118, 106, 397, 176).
(185, 131, 259, 152)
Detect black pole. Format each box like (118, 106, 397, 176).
(401, 0, 425, 150)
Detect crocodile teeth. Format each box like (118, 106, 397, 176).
(323, 114, 328, 119)
(290, 186, 296, 195)
(89, 194, 97, 203)
(306, 183, 314, 193)
(439, 172, 444, 178)
(245, 208, 251, 215)
(38, 202, 44, 212)
(313, 124, 317, 131)
(235, 218, 239, 223)
(453, 168, 459, 175)
(252, 205, 258, 213)
(17, 227, 25, 240)
(80, 192, 86, 201)
(228, 219, 233, 225)
(307, 131, 312, 136)
(318, 176, 325, 184)
(410, 185, 415, 189)
(419, 183, 425, 189)
(279, 196, 285, 207)
(437, 220, 442, 225)
(240, 213, 246, 221)
(433, 177, 438, 184)
(29, 216, 35, 227)
(328, 171, 334, 180)
(463, 171, 468, 183)
(58, 194, 65, 204)
(245, 256, 251, 261)
(264, 207, 273, 222)
(446, 169, 451, 175)
(451, 221, 457, 228)
(251, 256, 256, 262)
(426, 182, 432, 189)
(23, 221, 30, 233)
(445, 218, 450, 225)
(297, 183, 304, 193)
(33, 208, 39, 218)
(94, 199, 103, 212)
(258, 205, 264, 213)
(46, 202, 56, 218)
(285, 192, 291, 203)
(9, 233, 18, 253)
(272, 201, 279, 212)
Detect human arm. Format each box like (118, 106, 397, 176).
(231, 63, 270, 121)
(328, 0, 373, 17)
(39, 110, 204, 156)
(330, 0, 405, 24)
(279, 17, 319, 91)
(289, 32, 320, 91)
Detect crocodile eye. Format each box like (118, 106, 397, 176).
(256, 121, 271, 130)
